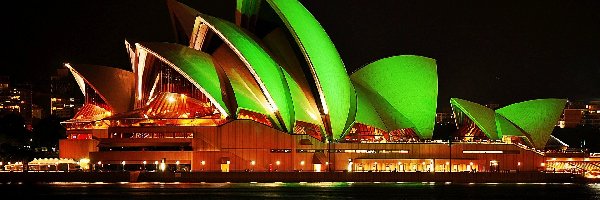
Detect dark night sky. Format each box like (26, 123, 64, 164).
(3, 0, 599, 112)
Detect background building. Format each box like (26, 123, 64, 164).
(560, 100, 600, 128)
(435, 113, 454, 125)
(50, 68, 83, 119)
(0, 77, 33, 125)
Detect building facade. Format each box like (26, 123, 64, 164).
(50, 68, 83, 119)
(0, 78, 33, 123)
(59, 0, 570, 173)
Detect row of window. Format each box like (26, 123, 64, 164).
(272, 149, 412, 154)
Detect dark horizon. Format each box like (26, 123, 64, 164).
(3, 0, 599, 112)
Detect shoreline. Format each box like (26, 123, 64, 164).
(0, 171, 590, 184)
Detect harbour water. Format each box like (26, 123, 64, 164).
(0, 182, 597, 199)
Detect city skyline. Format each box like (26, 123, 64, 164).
(3, 0, 599, 112)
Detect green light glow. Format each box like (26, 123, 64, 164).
(496, 99, 567, 149)
(450, 98, 498, 139)
(495, 113, 525, 138)
(212, 46, 275, 124)
(356, 83, 415, 131)
(282, 70, 323, 128)
(198, 14, 294, 132)
(354, 83, 388, 131)
(236, 0, 261, 16)
(266, 0, 356, 139)
(352, 56, 438, 138)
(262, 28, 321, 115)
(138, 42, 230, 116)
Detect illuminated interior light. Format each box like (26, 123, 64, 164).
(160, 162, 166, 172)
(308, 111, 318, 120)
(136, 44, 229, 118)
(462, 150, 503, 154)
(167, 95, 176, 104)
(347, 162, 353, 172)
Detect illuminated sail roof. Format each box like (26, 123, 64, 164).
(451, 98, 567, 149)
(167, 0, 200, 44)
(496, 99, 567, 149)
(267, 0, 356, 139)
(135, 42, 230, 117)
(191, 13, 295, 132)
(351, 56, 438, 139)
(65, 63, 134, 114)
(64, 0, 447, 143)
(450, 98, 498, 139)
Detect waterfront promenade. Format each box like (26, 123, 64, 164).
(0, 171, 585, 183)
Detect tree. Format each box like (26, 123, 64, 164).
(32, 115, 66, 150)
(0, 112, 32, 161)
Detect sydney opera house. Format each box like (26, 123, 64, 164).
(59, 0, 569, 173)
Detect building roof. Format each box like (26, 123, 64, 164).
(352, 56, 438, 139)
(167, 0, 200, 44)
(450, 98, 498, 139)
(65, 63, 134, 113)
(451, 98, 567, 149)
(496, 98, 567, 149)
(194, 13, 295, 132)
(267, 0, 356, 139)
(64, 0, 443, 142)
(136, 42, 230, 117)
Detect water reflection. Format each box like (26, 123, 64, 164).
(0, 182, 597, 199)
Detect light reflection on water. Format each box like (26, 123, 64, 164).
(0, 182, 598, 199)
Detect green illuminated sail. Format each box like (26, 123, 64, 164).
(354, 83, 388, 131)
(495, 113, 525, 138)
(266, 0, 356, 139)
(450, 98, 498, 139)
(282, 70, 323, 128)
(496, 99, 567, 149)
(138, 42, 230, 116)
(212, 45, 281, 129)
(352, 56, 438, 138)
(197, 14, 294, 132)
